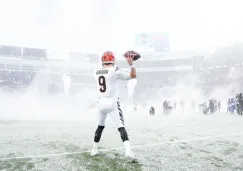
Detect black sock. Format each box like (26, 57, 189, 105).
(94, 125, 105, 143)
(118, 127, 129, 142)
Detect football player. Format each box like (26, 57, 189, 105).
(91, 51, 137, 159)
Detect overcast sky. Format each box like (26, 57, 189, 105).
(0, 0, 242, 55)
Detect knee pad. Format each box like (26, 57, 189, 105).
(118, 127, 129, 142)
(94, 125, 105, 142)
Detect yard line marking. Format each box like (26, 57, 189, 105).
(0, 131, 243, 161)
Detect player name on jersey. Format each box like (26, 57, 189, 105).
(96, 70, 108, 75)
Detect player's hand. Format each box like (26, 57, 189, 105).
(123, 52, 134, 66)
(123, 50, 141, 63)
(126, 57, 133, 66)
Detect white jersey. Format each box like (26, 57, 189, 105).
(94, 66, 131, 98)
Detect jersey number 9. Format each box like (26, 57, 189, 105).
(98, 76, 106, 93)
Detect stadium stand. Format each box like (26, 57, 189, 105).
(1, 44, 243, 96)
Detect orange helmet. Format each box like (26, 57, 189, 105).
(101, 51, 115, 64)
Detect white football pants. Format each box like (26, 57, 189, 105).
(97, 97, 125, 128)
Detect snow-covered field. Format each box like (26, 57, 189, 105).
(0, 108, 243, 171)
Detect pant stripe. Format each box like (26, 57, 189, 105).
(118, 108, 123, 117)
(117, 101, 124, 125)
(120, 117, 124, 122)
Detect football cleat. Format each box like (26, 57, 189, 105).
(90, 143, 99, 156)
(124, 141, 136, 159)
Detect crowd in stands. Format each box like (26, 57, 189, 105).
(0, 70, 34, 91)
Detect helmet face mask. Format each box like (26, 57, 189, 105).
(102, 62, 114, 67)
